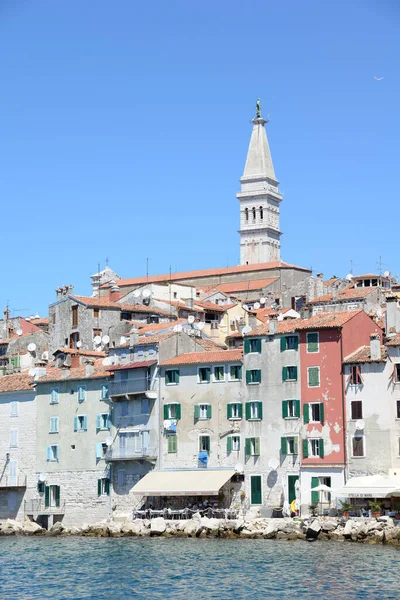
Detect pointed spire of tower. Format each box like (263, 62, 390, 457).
(242, 98, 276, 181)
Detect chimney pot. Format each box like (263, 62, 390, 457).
(269, 315, 278, 335)
(370, 334, 381, 361)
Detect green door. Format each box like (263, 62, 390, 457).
(251, 475, 262, 505)
(288, 475, 299, 503)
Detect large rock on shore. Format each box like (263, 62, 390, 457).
(150, 517, 167, 536)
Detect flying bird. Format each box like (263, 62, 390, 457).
(373, 76, 384, 81)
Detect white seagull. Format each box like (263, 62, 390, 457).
(373, 76, 384, 81)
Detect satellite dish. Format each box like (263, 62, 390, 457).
(38, 473, 47, 483)
(345, 273, 353, 281)
(243, 304, 248, 311)
(76, 341, 82, 348)
(120, 336, 127, 345)
(105, 437, 113, 447)
(102, 335, 110, 345)
(268, 458, 279, 470)
(241, 326, 252, 335)
(235, 463, 244, 474)
(42, 351, 49, 361)
(28, 343, 37, 352)
(94, 335, 102, 345)
(384, 270, 391, 278)
(197, 322, 205, 331)
(188, 315, 195, 324)
(143, 290, 151, 298)
(254, 302, 261, 310)
(355, 419, 365, 430)
(376, 308, 383, 319)
(192, 322, 199, 330)
(260, 298, 266, 305)
(28, 368, 36, 376)
(173, 324, 183, 333)
(132, 290, 140, 298)
(102, 357, 113, 366)
(16, 329, 23, 336)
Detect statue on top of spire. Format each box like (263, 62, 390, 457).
(256, 98, 261, 118)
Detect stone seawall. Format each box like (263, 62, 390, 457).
(2, 515, 400, 545)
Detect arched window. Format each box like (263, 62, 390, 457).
(259, 206, 263, 220)
(252, 207, 256, 220)
(245, 208, 249, 221)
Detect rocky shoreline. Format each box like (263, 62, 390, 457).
(2, 514, 400, 545)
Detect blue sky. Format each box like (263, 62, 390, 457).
(0, 0, 399, 316)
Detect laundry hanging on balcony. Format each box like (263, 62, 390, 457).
(163, 419, 177, 432)
(198, 451, 208, 465)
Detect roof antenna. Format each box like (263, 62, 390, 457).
(146, 258, 149, 284)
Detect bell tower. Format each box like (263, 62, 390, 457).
(237, 100, 282, 265)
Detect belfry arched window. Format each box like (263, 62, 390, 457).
(252, 207, 256, 220)
(259, 206, 263, 220)
(245, 208, 249, 221)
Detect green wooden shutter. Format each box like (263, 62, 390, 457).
(293, 366, 298, 381)
(165, 370, 171, 384)
(282, 367, 288, 382)
(238, 403, 243, 418)
(311, 477, 319, 504)
(237, 365, 242, 379)
(256, 370, 261, 383)
(303, 439, 309, 458)
(175, 370, 180, 384)
(168, 435, 177, 453)
(280, 337, 287, 352)
(227, 404, 232, 419)
(105, 479, 110, 495)
(206, 368, 211, 382)
(307, 333, 318, 353)
(295, 400, 300, 418)
(206, 405, 212, 419)
(319, 439, 324, 458)
(256, 339, 262, 353)
(175, 404, 181, 420)
(254, 437, 260, 456)
(97, 479, 102, 496)
(294, 436, 299, 455)
(294, 336, 299, 350)
(55, 485, 60, 507)
(245, 438, 251, 456)
(303, 403, 309, 423)
(163, 404, 169, 419)
(45, 486, 50, 507)
(227, 436, 232, 453)
(282, 400, 288, 418)
(257, 402, 263, 420)
(74, 416, 78, 432)
(320, 403, 324, 424)
(281, 437, 287, 455)
(246, 370, 251, 384)
(244, 339, 250, 354)
(245, 402, 251, 420)
(194, 405, 200, 419)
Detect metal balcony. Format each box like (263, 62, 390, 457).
(24, 499, 66, 515)
(105, 446, 157, 462)
(110, 378, 152, 397)
(0, 475, 27, 489)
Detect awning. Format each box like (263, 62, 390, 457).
(131, 469, 236, 496)
(334, 474, 400, 498)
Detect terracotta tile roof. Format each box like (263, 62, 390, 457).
(323, 278, 341, 287)
(0, 373, 34, 393)
(153, 298, 202, 312)
(135, 319, 186, 334)
(108, 360, 157, 371)
(160, 349, 243, 366)
(116, 332, 177, 348)
(386, 334, 400, 347)
(195, 337, 227, 351)
(53, 348, 106, 358)
(246, 311, 365, 336)
(30, 317, 49, 326)
(71, 295, 174, 317)
(193, 300, 228, 312)
(225, 331, 243, 338)
(308, 287, 376, 304)
(214, 278, 278, 294)
(100, 261, 310, 289)
(343, 345, 386, 364)
(37, 360, 111, 383)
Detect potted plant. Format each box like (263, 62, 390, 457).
(369, 501, 382, 519)
(339, 500, 352, 518)
(309, 504, 318, 517)
(240, 490, 246, 502)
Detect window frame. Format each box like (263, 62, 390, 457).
(309, 438, 323, 458)
(309, 402, 321, 423)
(246, 369, 261, 385)
(50, 387, 59, 405)
(351, 400, 363, 420)
(349, 365, 362, 386)
(47, 444, 59, 462)
(10, 401, 19, 417)
(307, 366, 320, 388)
(229, 364, 242, 381)
(228, 402, 242, 420)
(165, 369, 180, 385)
(199, 435, 211, 453)
(352, 434, 366, 458)
(49, 416, 59, 434)
(198, 366, 211, 384)
(213, 365, 225, 382)
(306, 332, 319, 354)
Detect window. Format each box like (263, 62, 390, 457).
(163, 403, 181, 420)
(165, 369, 180, 385)
(282, 366, 298, 382)
(351, 401, 363, 420)
(246, 401, 262, 420)
(49, 416, 59, 433)
(303, 438, 324, 458)
(10, 429, 18, 448)
(306, 332, 319, 353)
(245, 437, 260, 456)
(349, 365, 362, 385)
(93, 308, 100, 318)
(10, 356, 20, 369)
(259, 206, 263, 220)
(120, 401, 129, 417)
(245, 207, 249, 221)
(397, 401, 400, 419)
(118, 469, 126, 486)
(47, 445, 59, 461)
(227, 435, 240, 452)
(141, 398, 149, 414)
(303, 402, 324, 423)
(96, 442, 108, 459)
(199, 435, 211, 453)
(93, 328, 102, 340)
(96, 413, 110, 430)
(227, 403, 242, 419)
(50, 388, 59, 404)
(252, 206, 256, 220)
(195, 404, 211, 419)
(282, 399, 300, 418)
(213, 366, 225, 382)
(10, 401, 18, 417)
(281, 436, 298, 455)
(307, 367, 320, 387)
(72, 305, 78, 327)
(352, 435, 365, 457)
(74, 415, 88, 432)
(393, 364, 400, 383)
(244, 338, 261, 354)
(69, 332, 80, 349)
(168, 435, 177, 453)
(78, 386, 86, 402)
(280, 336, 298, 351)
(101, 384, 109, 400)
(229, 365, 242, 381)
(97, 478, 110, 496)
(246, 369, 261, 384)
(198, 367, 211, 383)
(45, 485, 60, 508)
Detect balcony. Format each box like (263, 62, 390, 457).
(0, 475, 27, 489)
(24, 499, 66, 515)
(105, 446, 157, 462)
(110, 378, 155, 397)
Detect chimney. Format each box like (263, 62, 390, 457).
(185, 298, 194, 310)
(269, 315, 278, 335)
(332, 286, 339, 301)
(71, 354, 80, 368)
(109, 285, 120, 302)
(85, 360, 95, 377)
(386, 296, 399, 337)
(56, 287, 63, 301)
(370, 334, 381, 361)
(3, 306, 10, 320)
(129, 328, 139, 347)
(65, 285, 74, 296)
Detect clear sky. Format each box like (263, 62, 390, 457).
(1, 0, 399, 316)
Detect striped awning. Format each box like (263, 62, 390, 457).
(131, 469, 235, 496)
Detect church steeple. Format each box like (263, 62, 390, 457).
(237, 100, 282, 265)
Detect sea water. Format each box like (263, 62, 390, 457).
(0, 537, 399, 599)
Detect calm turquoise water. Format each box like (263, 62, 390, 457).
(0, 537, 399, 599)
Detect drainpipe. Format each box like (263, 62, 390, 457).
(157, 366, 162, 471)
(339, 335, 348, 484)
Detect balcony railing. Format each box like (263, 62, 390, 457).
(0, 475, 27, 489)
(105, 446, 157, 461)
(24, 499, 66, 515)
(110, 378, 154, 397)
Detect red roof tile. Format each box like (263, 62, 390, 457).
(386, 334, 400, 347)
(343, 345, 386, 364)
(108, 360, 157, 371)
(71, 295, 174, 317)
(53, 348, 106, 358)
(38, 360, 111, 383)
(214, 278, 278, 294)
(246, 311, 366, 336)
(0, 373, 34, 393)
(308, 287, 376, 304)
(160, 349, 242, 366)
